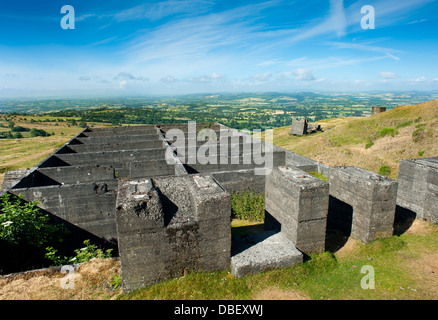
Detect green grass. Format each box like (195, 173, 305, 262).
(120, 225, 438, 300)
(307, 171, 329, 182)
(231, 189, 265, 222)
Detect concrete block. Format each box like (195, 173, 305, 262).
(264, 166, 329, 254)
(231, 231, 303, 278)
(330, 166, 397, 243)
(115, 174, 231, 292)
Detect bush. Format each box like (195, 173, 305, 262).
(231, 189, 265, 222)
(396, 121, 413, 129)
(46, 239, 113, 266)
(412, 127, 426, 142)
(0, 193, 67, 272)
(379, 127, 397, 137)
(12, 132, 23, 139)
(378, 164, 391, 177)
(11, 126, 30, 132)
(30, 128, 51, 137)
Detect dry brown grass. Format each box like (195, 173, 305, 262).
(273, 100, 438, 179)
(0, 258, 121, 300)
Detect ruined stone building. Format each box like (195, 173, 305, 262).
(1, 122, 436, 292)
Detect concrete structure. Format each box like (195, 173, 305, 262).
(371, 106, 387, 116)
(2, 121, 434, 289)
(329, 166, 398, 243)
(264, 166, 329, 254)
(397, 157, 438, 223)
(231, 231, 303, 278)
(289, 117, 308, 135)
(289, 117, 321, 136)
(115, 175, 231, 292)
(1, 169, 33, 192)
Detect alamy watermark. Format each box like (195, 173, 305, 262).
(360, 265, 375, 289)
(361, 5, 375, 30)
(60, 265, 75, 289)
(60, 4, 376, 30)
(60, 5, 75, 30)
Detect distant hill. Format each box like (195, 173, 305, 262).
(273, 99, 438, 179)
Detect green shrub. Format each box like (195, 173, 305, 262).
(412, 127, 426, 142)
(45, 239, 113, 266)
(378, 164, 391, 177)
(379, 127, 397, 138)
(365, 139, 374, 149)
(396, 121, 413, 129)
(231, 189, 265, 222)
(0, 193, 67, 272)
(30, 128, 51, 137)
(0, 194, 64, 248)
(418, 150, 425, 157)
(11, 126, 30, 132)
(12, 132, 23, 139)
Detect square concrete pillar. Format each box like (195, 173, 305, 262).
(115, 174, 231, 293)
(397, 157, 438, 223)
(265, 166, 329, 254)
(329, 166, 398, 243)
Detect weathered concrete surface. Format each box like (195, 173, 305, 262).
(231, 231, 303, 278)
(371, 106, 386, 115)
(115, 174, 231, 292)
(397, 157, 438, 223)
(9, 181, 118, 241)
(329, 166, 398, 243)
(265, 166, 329, 254)
(210, 169, 265, 193)
(289, 117, 308, 136)
(1, 169, 34, 190)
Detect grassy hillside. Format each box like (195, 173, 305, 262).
(1, 219, 437, 300)
(273, 99, 438, 179)
(0, 115, 112, 186)
(0, 100, 437, 300)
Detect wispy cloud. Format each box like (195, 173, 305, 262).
(379, 72, 398, 79)
(113, 0, 214, 22)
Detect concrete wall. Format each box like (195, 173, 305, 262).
(397, 157, 438, 223)
(67, 140, 164, 153)
(12, 165, 115, 188)
(264, 166, 329, 254)
(115, 174, 231, 292)
(10, 181, 118, 241)
(210, 169, 266, 193)
(329, 166, 398, 243)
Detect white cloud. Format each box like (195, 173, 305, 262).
(412, 76, 426, 82)
(252, 72, 272, 81)
(379, 72, 398, 79)
(114, 72, 136, 80)
(160, 75, 178, 83)
(292, 68, 314, 81)
(113, 0, 214, 22)
(79, 75, 91, 81)
(119, 80, 128, 88)
(184, 72, 225, 83)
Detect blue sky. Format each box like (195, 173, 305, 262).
(0, 0, 437, 97)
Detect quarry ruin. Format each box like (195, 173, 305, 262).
(1, 122, 437, 292)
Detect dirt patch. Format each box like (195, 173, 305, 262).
(0, 258, 121, 300)
(405, 219, 435, 236)
(406, 253, 438, 299)
(334, 238, 362, 259)
(252, 287, 310, 300)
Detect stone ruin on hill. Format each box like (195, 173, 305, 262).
(289, 117, 321, 136)
(1, 122, 437, 292)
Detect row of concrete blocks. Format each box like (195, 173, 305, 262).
(115, 164, 400, 292)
